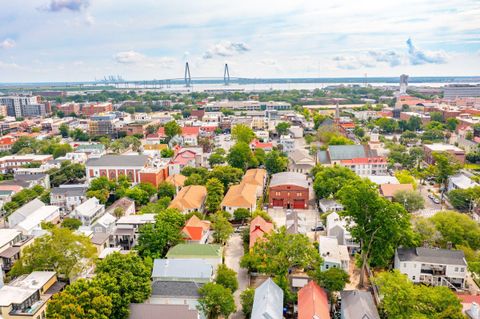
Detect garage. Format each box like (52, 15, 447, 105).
(293, 200, 305, 209)
(272, 199, 284, 207)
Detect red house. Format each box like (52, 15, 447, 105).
(297, 281, 330, 319)
(249, 216, 273, 249)
(269, 172, 309, 209)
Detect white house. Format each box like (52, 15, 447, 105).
(319, 199, 344, 213)
(326, 212, 359, 254)
(50, 184, 88, 215)
(395, 247, 467, 290)
(448, 173, 479, 192)
(72, 197, 105, 226)
(279, 135, 295, 153)
(319, 236, 349, 272)
(8, 199, 45, 228)
(16, 205, 60, 236)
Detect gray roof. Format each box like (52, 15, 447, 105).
(251, 278, 284, 319)
(91, 232, 110, 245)
(152, 259, 212, 281)
(86, 155, 149, 167)
(14, 174, 48, 182)
(340, 290, 380, 319)
(328, 145, 367, 161)
(317, 150, 330, 164)
(151, 281, 203, 298)
(51, 186, 87, 196)
(288, 149, 314, 163)
(128, 304, 198, 319)
(396, 247, 467, 266)
(269, 172, 309, 189)
(10, 198, 45, 221)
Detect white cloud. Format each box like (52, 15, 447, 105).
(406, 38, 448, 65)
(0, 39, 16, 49)
(368, 50, 402, 67)
(113, 51, 176, 69)
(203, 41, 250, 59)
(114, 51, 145, 64)
(41, 0, 90, 12)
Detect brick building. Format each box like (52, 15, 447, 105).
(269, 172, 309, 209)
(423, 144, 466, 165)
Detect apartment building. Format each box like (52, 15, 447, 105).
(0, 155, 53, 174)
(49, 184, 88, 214)
(0, 96, 39, 118)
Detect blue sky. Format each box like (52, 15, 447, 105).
(0, 0, 479, 82)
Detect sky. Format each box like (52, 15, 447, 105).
(0, 0, 479, 82)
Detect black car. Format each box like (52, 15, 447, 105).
(311, 225, 325, 231)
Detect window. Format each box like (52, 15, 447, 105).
(412, 276, 415, 280)
(403, 263, 406, 268)
(461, 268, 465, 272)
(455, 267, 459, 272)
(325, 264, 329, 269)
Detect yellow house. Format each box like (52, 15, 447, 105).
(0, 271, 61, 319)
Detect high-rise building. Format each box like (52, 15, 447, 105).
(23, 103, 47, 117)
(444, 85, 480, 99)
(399, 74, 409, 94)
(0, 96, 40, 118)
(0, 105, 7, 117)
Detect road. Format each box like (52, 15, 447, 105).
(224, 233, 249, 319)
(215, 134, 234, 152)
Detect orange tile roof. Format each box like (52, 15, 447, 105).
(181, 126, 200, 136)
(221, 182, 257, 209)
(166, 174, 187, 187)
(298, 281, 330, 319)
(379, 183, 414, 197)
(169, 185, 207, 211)
(249, 216, 273, 249)
(242, 169, 267, 187)
(182, 215, 211, 241)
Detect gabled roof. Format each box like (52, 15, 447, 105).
(86, 155, 149, 167)
(298, 281, 330, 319)
(289, 149, 315, 165)
(340, 290, 380, 319)
(166, 174, 186, 187)
(181, 126, 200, 136)
(168, 185, 207, 211)
(74, 197, 103, 217)
(328, 145, 367, 161)
(182, 215, 211, 241)
(249, 216, 273, 248)
(221, 182, 257, 209)
(270, 172, 309, 189)
(172, 150, 197, 166)
(379, 183, 414, 197)
(251, 278, 284, 319)
(166, 244, 222, 259)
(152, 258, 212, 281)
(396, 247, 467, 266)
(242, 169, 267, 187)
(10, 198, 45, 223)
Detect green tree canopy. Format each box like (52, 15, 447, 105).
(211, 212, 234, 245)
(227, 142, 258, 170)
(164, 120, 182, 141)
(205, 178, 224, 213)
(313, 165, 360, 199)
(265, 150, 288, 175)
(231, 124, 256, 144)
(158, 181, 176, 199)
(215, 264, 238, 292)
(275, 122, 291, 136)
(393, 190, 425, 213)
(197, 282, 236, 319)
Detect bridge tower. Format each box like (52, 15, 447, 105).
(224, 63, 230, 86)
(184, 62, 192, 87)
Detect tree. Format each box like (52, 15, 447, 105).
(275, 122, 291, 136)
(231, 124, 255, 144)
(234, 208, 251, 224)
(432, 152, 462, 200)
(412, 216, 440, 247)
(125, 187, 150, 206)
(430, 210, 480, 249)
(207, 165, 244, 191)
(309, 267, 349, 302)
(328, 135, 354, 145)
(215, 264, 238, 292)
(52, 143, 73, 158)
(227, 142, 257, 170)
(374, 270, 463, 319)
(197, 282, 236, 319)
(448, 187, 480, 212)
(375, 118, 397, 133)
(158, 181, 176, 199)
(337, 179, 415, 286)
(161, 148, 174, 158)
(208, 151, 225, 167)
(47, 278, 113, 319)
(251, 209, 273, 222)
(265, 150, 288, 175)
(206, 178, 224, 213)
(61, 217, 82, 230)
(136, 208, 185, 258)
(95, 252, 152, 319)
(59, 123, 70, 138)
(430, 111, 444, 122)
(164, 120, 181, 141)
(313, 166, 359, 199)
(446, 118, 459, 131)
(184, 173, 205, 186)
(240, 288, 255, 318)
(211, 212, 234, 245)
(394, 170, 418, 189)
(113, 207, 125, 218)
(10, 228, 96, 279)
(254, 148, 266, 165)
(393, 190, 425, 212)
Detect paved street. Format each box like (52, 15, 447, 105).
(224, 233, 249, 319)
(215, 133, 234, 152)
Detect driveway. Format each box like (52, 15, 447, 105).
(225, 233, 249, 319)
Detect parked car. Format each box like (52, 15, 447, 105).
(311, 225, 325, 231)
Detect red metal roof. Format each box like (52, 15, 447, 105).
(298, 281, 330, 319)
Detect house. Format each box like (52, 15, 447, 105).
(182, 215, 211, 244)
(221, 182, 257, 214)
(339, 157, 388, 176)
(395, 247, 467, 289)
(49, 184, 88, 215)
(279, 135, 295, 153)
(72, 197, 106, 226)
(105, 197, 135, 217)
(297, 281, 330, 319)
(326, 212, 359, 254)
(366, 175, 399, 185)
(379, 183, 414, 200)
(250, 139, 273, 152)
(319, 236, 350, 272)
(250, 216, 273, 249)
(114, 214, 155, 250)
(242, 168, 267, 197)
(91, 232, 111, 255)
(170, 150, 197, 174)
(169, 185, 207, 214)
(0, 271, 65, 319)
(8, 199, 45, 228)
(150, 259, 213, 311)
(128, 304, 200, 319)
(0, 229, 32, 272)
(340, 290, 380, 319)
(424, 143, 466, 165)
(456, 295, 480, 319)
(166, 244, 223, 271)
(85, 155, 150, 184)
(165, 174, 187, 193)
(269, 172, 309, 209)
(448, 173, 479, 192)
(288, 149, 315, 175)
(16, 205, 60, 236)
(318, 199, 344, 213)
(0, 154, 53, 174)
(286, 210, 307, 234)
(91, 213, 117, 233)
(251, 278, 284, 319)
(12, 173, 50, 190)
